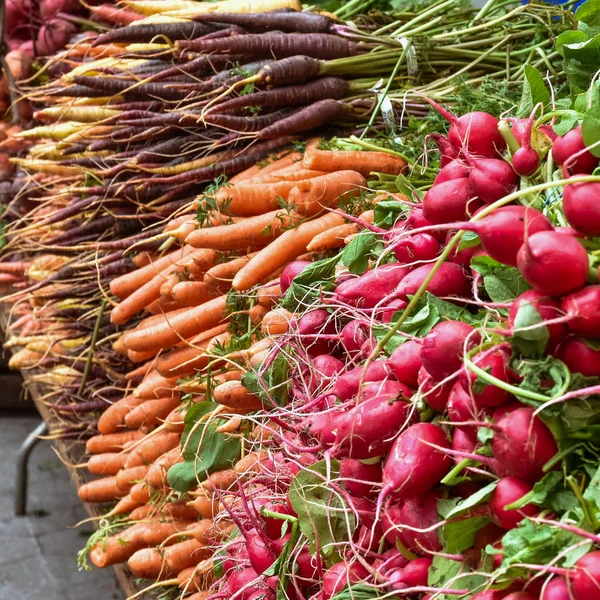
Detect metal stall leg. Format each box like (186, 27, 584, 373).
(14, 421, 48, 516)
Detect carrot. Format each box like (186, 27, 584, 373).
(145, 296, 183, 315)
(212, 381, 263, 410)
(129, 501, 197, 522)
(124, 396, 181, 429)
(155, 324, 229, 377)
(288, 170, 366, 216)
(90, 520, 195, 568)
(164, 406, 187, 432)
(159, 273, 179, 298)
(256, 282, 281, 308)
(303, 146, 407, 177)
(122, 295, 228, 353)
(87, 3, 143, 25)
(110, 246, 194, 300)
(211, 182, 304, 216)
(306, 222, 359, 252)
(145, 446, 183, 489)
(98, 395, 147, 434)
(234, 450, 269, 475)
(264, 168, 327, 182)
(116, 465, 150, 492)
(78, 476, 126, 503)
(87, 452, 131, 475)
(106, 493, 141, 517)
(229, 150, 301, 184)
(250, 348, 271, 368)
(126, 359, 157, 382)
(127, 348, 158, 363)
(134, 369, 178, 399)
(128, 539, 210, 579)
(129, 482, 151, 504)
(187, 494, 219, 519)
(200, 469, 237, 493)
(233, 212, 345, 291)
(133, 252, 154, 268)
(86, 430, 144, 454)
(171, 281, 212, 307)
(261, 307, 293, 335)
(112, 337, 128, 356)
(124, 432, 181, 468)
(249, 304, 268, 326)
(203, 254, 258, 294)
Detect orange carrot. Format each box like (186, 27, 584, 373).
(112, 337, 128, 356)
(122, 295, 228, 353)
(187, 494, 219, 519)
(212, 381, 263, 410)
(124, 431, 182, 468)
(256, 282, 281, 308)
(127, 348, 158, 363)
(233, 212, 345, 291)
(249, 304, 268, 326)
(129, 481, 151, 504)
(128, 539, 210, 579)
(187, 210, 302, 250)
(116, 465, 150, 492)
(234, 451, 269, 475)
(134, 369, 178, 399)
(110, 246, 195, 300)
(171, 281, 212, 307)
(124, 396, 181, 429)
(213, 182, 303, 216)
(144, 446, 183, 490)
(303, 147, 407, 177)
(133, 252, 154, 268)
(98, 395, 148, 434)
(200, 469, 237, 492)
(164, 406, 187, 432)
(288, 170, 366, 216)
(160, 273, 180, 297)
(245, 150, 302, 181)
(203, 253, 257, 294)
(129, 501, 197, 522)
(106, 492, 141, 516)
(87, 452, 131, 475)
(126, 359, 157, 382)
(145, 295, 183, 315)
(261, 307, 293, 335)
(85, 430, 144, 454)
(78, 476, 126, 503)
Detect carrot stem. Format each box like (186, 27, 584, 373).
(78, 299, 107, 396)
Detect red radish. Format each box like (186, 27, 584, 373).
(428, 132, 459, 166)
(422, 177, 481, 224)
(382, 423, 451, 500)
(389, 558, 433, 589)
(372, 548, 409, 575)
(453, 427, 478, 460)
(552, 126, 599, 175)
(379, 299, 408, 323)
(322, 562, 368, 599)
(517, 231, 588, 297)
(307, 354, 344, 395)
(541, 578, 570, 600)
(563, 180, 600, 237)
(492, 406, 559, 481)
(468, 206, 553, 267)
(331, 360, 390, 401)
(448, 381, 480, 424)
(459, 347, 512, 408)
(280, 260, 311, 293)
(246, 532, 277, 574)
(297, 309, 337, 356)
(562, 286, 600, 337)
(418, 367, 453, 412)
(509, 290, 566, 353)
(405, 207, 446, 242)
(295, 548, 322, 582)
(333, 393, 414, 459)
(511, 118, 556, 144)
(571, 551, 600, 600)
(420, 321, 479, 381)
(339, 458, 382, 497)
(387, 340, 422, 387)
(41, 0, 79, 18)
(434, 160, 470, 185)
(358, 380, 412, 403)
(504, 594, 537, 600)
(36, 19, 77, 56)
(465, 154, 518, 204)
(250, 500, 295, 539)
(556, 335, 600, 377)
(228, 568, 260, 599)
(383, 491, 441, 555)
(334, 263, 411, 308)
(303, 412, 338, 447)
(471, 591, 507, 600)
(395, 262, 471, 301)
(449, 236, 481, 269)
(511, 111, 540, 176)
(392, 233, 441, 264)
(341, 320, 369, 353)
(489, 477, 537, 530)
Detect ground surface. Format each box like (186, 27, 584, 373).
(0, 410, 122, 600)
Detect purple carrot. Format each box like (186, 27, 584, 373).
(204, 107, 296, 132)
(148, 53, 245, 82)
(70, 75, 192, 101)
(191, 10, 333, 33)
(50, 399, 108, 413)
(92, 21, 214, 46)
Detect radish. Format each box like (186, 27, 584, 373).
(422, 177, 481, 224)
(492, 406, 559, 481)
(395, 262, 471, 301)
(294, 547, 322, 582)
(562, 286, 600, 337)
(420, 320, 479, 381)
(334, 263, 411, 308)
(541, 578, 570, 600)
(382, 491, 441, 555)
(459, 347, 512, 408)
(322, 562, 369, 600)
(448, 381, 481, 424)
(552, 126, 599, 175)
(307, 354, 344, 395)
(405, 206, 447, 242)
(504, 594, 537, 600)
(331, 360, 390, 401)
(562, 180, 600, 237)
(392, 233, 441, 264)
(429, 132, 459, 166)
(489, 477, 537, 530)
(382, 423, 451, 500)
(511, 111, 541, 176)
(334, 393, 414, 459)
(387, 340, 422, 387)
(449, 235, 481, 269)
(280, 260, 311, 293)
(389, 558, 432, 589)
(434, 160, 470, 185)
(228, 568, 260, 600)
(41, 0, 79, 18)
(303, 412, 338, 447)
(358, 380, 412, 403)
(509, 290, 566, 353)
(453, 426, 478, 460)
(418, 367, 453, 412)
(341, 320, 369, 354)
(339, 458, 382, 497)
(426, 99, 506, 158)
(571, 551, 600, 600)
(297, 309, 337, 356)
(556, 335, 600, 377)
(511, 118, 557, 144)
(464, 153, 518, 204)
(378, 299, 408, 323)
(516, 231, 589, 297)
(468, 206, 553, 267)
(471, 591, 507, 600)
(247, 531, 277, 574)
(36, 18, 77, 57)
